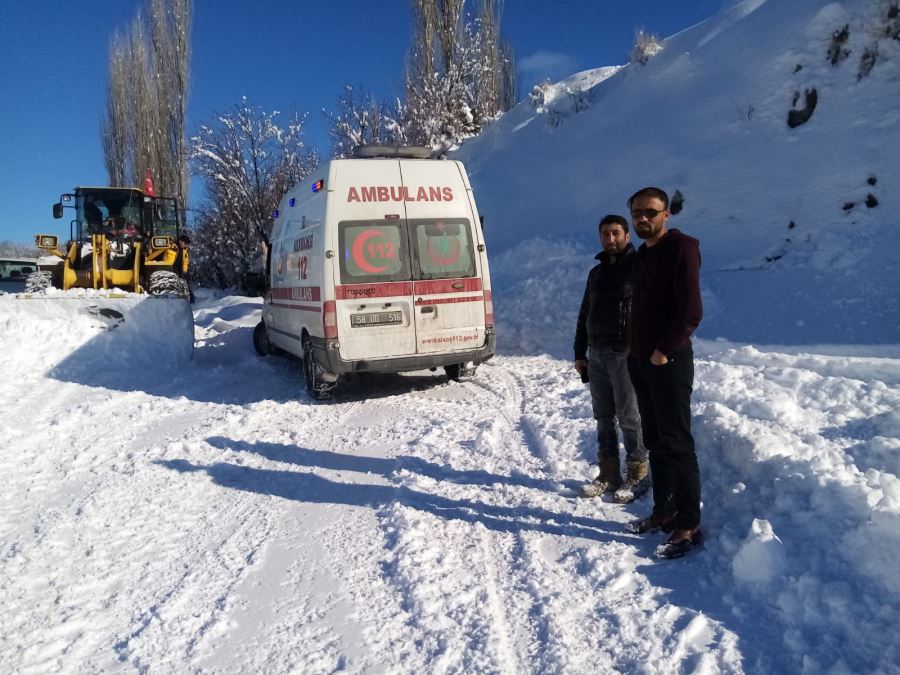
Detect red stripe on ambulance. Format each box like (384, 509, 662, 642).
(413, 278, 483, 296)
(414, 295, 484, 306)
(335, 281, 413, 299)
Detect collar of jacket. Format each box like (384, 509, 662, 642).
(596, 241, 635, 263)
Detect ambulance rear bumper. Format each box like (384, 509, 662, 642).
(313, 333, 496, 374)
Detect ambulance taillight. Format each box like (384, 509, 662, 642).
(483, 290, 494, 328)
(323, 301, 338, 338)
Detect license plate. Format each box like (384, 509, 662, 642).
(350, 311, 403, 327)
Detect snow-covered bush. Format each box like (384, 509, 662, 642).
(629, 28, 663, 66)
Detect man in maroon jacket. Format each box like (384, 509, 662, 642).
(624, 187, 703, 559)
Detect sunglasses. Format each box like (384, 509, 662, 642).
(630, 208, 666, 220)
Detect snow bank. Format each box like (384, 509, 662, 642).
(0, 291, 193, 382)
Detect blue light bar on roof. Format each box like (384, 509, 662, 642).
(273, 209, 279, 219)
(312, 179, 324, 193)
(289, 197, 295, 207)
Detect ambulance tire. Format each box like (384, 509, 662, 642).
(303, 336, 337, 400)
(445, 362, 478, 382)
(253, 321, 273, 356)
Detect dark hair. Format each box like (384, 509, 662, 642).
(627, 187, 669, 210)
(599, 214, 629, 233)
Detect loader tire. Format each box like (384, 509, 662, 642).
(25, 271, 53, 294)
(149, 270, 189, 297)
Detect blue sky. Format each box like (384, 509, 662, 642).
(0, 0, 725, 244)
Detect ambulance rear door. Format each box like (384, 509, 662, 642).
(331, 160, 417, 361)
(399, 160, 487, 356)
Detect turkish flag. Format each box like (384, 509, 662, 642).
(144, 170, 156, 196)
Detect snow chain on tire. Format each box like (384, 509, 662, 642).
(148, 270, 189, 297)
(303, 337, 337, 400)
(25, 271, 53, 294)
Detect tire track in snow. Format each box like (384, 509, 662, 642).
(373, 357, 594, 672)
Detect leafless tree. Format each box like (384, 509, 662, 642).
(101, 31, 129, 187)
(149, 0, 191, 204)
(325, 85, 410, 157)
(102, 0, 191, 208)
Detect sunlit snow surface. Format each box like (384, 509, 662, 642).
(2, 282, 898, 673)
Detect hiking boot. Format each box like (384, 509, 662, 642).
(613, 461, 650, 504)
(625, 511, 677, 534)
(655, 528, 703, 559)
(580, 456, 622, 498)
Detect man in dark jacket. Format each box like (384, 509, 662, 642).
(574, 214, 649, 502)
(623, 187, 703, 559)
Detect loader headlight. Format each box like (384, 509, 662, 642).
(36, 234, 58, 248)
(152, 236, 172, 248)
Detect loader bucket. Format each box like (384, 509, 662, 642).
(0, 291, 194, 383)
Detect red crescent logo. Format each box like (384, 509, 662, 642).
(351, 229, 388, 274)
(426, 237, 461, 266)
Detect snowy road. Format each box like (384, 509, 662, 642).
(2, 293, 898, 673)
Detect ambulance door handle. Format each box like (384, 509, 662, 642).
(451, 282, 464, 290)
(420, 306, 435, 314)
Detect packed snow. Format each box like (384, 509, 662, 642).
(3, 0, 899, 672)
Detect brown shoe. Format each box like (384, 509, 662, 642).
(655, 528, 703, 559)
(625, 511, 676, 534)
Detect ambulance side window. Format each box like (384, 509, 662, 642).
(412, 219, 476, 280)
(338, 221, 410, 283)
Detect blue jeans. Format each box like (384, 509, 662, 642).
(588, 348, 647, 463)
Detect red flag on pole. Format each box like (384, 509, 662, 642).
(144, 170, 156, 196)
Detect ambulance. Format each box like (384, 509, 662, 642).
(254, 147, 496, 399)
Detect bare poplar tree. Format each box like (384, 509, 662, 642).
(101, 31, 129, 187)
(127, 15, 161, 190)
(102, 0, 191, 207)
(149, 0, 191, 204)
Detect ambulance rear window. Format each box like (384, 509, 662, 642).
(338, 221, 410, 282)
(412, 219, 476, 280)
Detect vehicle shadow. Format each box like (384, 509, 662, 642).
(205, 436, 578, 496)
(156, 455, 630, 544)
(48, 322, 469, 405)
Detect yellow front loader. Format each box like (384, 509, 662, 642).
(30, 186, 190, 297)
(18, 186, 195, 368)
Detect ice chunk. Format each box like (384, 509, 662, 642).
(732, 518, 787, 583)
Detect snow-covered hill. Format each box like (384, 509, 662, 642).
(454, 0, 900, 346)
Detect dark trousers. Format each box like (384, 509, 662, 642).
(627, 346, 700, 530)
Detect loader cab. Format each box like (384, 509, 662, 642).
(56, 188, 148, 242)
(53, 187, 183, 244)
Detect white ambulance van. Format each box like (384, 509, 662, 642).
(253, 147, 496, 399)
